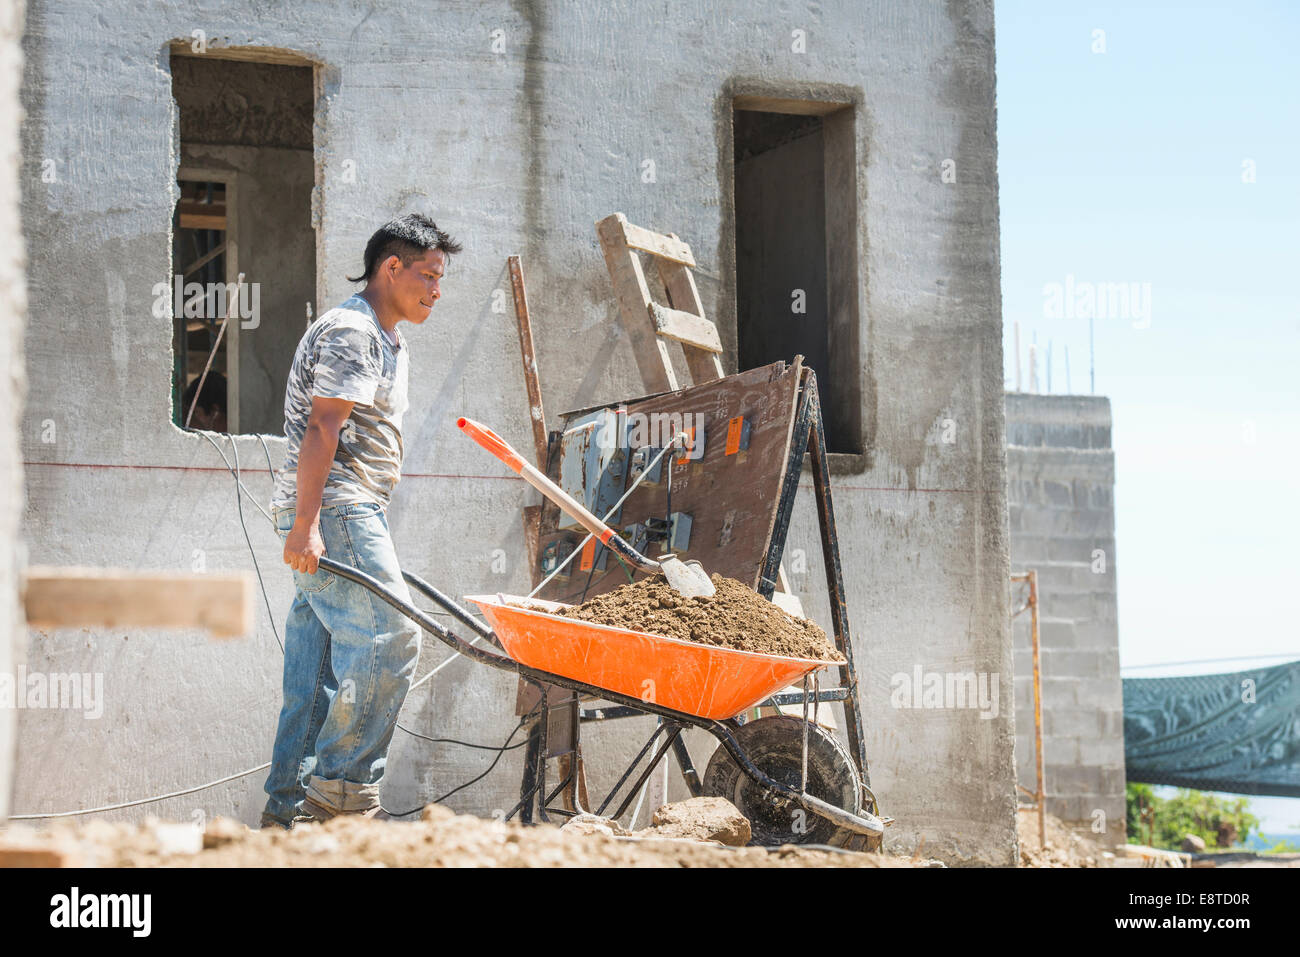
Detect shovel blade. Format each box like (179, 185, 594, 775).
(660, 556, 716, 598)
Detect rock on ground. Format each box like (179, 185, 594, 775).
(644, 797, 751, 846)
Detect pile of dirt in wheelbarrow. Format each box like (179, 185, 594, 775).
(553, 574, 844, 662)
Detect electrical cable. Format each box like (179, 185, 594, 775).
(383, 701, 543, 818)
(7, 763, 273, 820)
(227, 433, 282, 652)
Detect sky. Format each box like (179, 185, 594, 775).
(994, 0, 1299, 833)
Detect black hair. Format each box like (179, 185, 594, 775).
(183, 371, 227, 414)
(347, 213, 463, 283)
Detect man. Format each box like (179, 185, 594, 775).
(262, 213, 462, 829)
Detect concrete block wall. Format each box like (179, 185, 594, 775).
(1005, 393, 1126, 846)
(15, 0, 1015, 863)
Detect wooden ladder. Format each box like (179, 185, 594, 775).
(594, 213, 800, 606)
(595, 212, 724, 390)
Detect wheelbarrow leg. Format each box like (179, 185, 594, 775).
(671, 733, 703, 797)
(517, 718, 541, 825)
(535, 687, 550, 823)
(611, 723, 683, 821)
(595, 720, 669, 817)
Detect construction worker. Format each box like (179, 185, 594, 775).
(261, 214, 462, 828)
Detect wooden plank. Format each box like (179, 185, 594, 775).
(648, 303, 723, 354)
(616, 215, 696, 267)
(23, 567, 253, 639)
(656, 256, 726, 383)
(507, 255, 549, 467)
(596, 214, 678, 393)
(733, 95, 852, 116)
(169, 42, 317, 68)
(0, 845, 75, 867)
(179, 211, 226, 231)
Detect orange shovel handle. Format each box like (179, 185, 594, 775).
(457, 417, 526, 473)
(457, 415, 660, 574)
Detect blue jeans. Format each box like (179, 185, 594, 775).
(263, 502, 421, 825)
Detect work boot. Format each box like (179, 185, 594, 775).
(260, 811, 314, 831)
(301, 795, 389, 823)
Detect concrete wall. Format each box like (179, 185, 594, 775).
(17, 0, 1014, 863)
(0, 0, 24, 824)
(1005, 393, 1126, 846)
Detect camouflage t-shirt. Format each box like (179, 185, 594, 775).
(270, 295, 410, 511)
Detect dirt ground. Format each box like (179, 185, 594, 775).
(1015, 808, 1111, 867)
(3, 803, 1207, 868)
(553, 573, 843, 661)
(1, 803, 909, 868)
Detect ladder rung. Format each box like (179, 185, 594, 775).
(620, 219, 696, 268)
(649, 303, 723, 354)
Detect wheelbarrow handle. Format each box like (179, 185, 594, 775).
(457, 416, 660, 575)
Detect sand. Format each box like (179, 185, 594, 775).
(552, 574, 844, 662)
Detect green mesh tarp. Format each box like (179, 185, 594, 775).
(1123, 661, 1300, 797)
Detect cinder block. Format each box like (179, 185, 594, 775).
(1040, 675, 1080, 709)
(1051, 764, 1105, 794)
(1042, 735, 1079, 765)
(1041, 480, 1073, 506)
(1072, 622, 1120, 650)
(1037, 562, 1107, 593)
(1099, 767, 1128, 795)
(1070, 479, 1094, 508)
(1044, 708, 1102, 737)
(1078, 738, 1123, 766)
(1042, 649, 1104, 677)
(1076, 677, 1123, 706)
(1040, 619, 1079, 651)
(1046, 795, 1084, 822)
(1046, 537, 1099, 564)
(1009, 534, 1054, 562)
(1040, 592, 1093, 622)
(1100, 709, 1125, 737)
(1089, 594, 1118, 625)
(1005, 478, 1038, 505)
(1007, 504, 1023, 532)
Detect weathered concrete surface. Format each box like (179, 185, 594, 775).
(0, 0, 25, 824)
(1005, 393, 1126, 847)
(16, 1, 1014, 863)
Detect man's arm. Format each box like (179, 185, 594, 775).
(283, 395, 354, 574)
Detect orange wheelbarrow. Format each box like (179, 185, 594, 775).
(316, 556, 887, 849)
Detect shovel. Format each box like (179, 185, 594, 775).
(457, 417, 716, 598)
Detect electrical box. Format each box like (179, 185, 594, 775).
(675, 423, 706, 464)
(667, 512, 693, 552)
(540, 539, 576, 580)
(628, 447, 664, 486)
(558, 410, 628, 531)
(724, 416, 751, 455)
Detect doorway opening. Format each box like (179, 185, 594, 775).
(733, 100, 861, 455)
(170, 49, 317, 435)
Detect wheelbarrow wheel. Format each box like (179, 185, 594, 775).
(702, 715, 863, 848)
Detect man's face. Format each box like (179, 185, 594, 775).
(387, 248, 447, 324)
